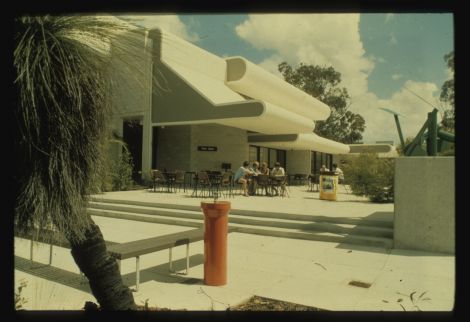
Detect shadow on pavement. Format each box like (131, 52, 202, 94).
(15, 253, 205, 294)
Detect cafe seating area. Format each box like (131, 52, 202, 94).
(148, 169, 315, 198)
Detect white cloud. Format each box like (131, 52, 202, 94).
(350, 80, 440, 143)
(234, 14, 445, 143)
(256, 54, 285, 79)
(385, 13, 395, 23)
(376, 57, 386, 64)
(235, 14, 375, 97)
(117, 14, 199, 42)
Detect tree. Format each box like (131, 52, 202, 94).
(278, 62, 365, 144)
(13, 15, 149, 310)
(439, 51, 454, 133)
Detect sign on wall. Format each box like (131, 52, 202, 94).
(198, 146, 218, 152)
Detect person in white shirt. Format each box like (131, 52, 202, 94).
(234, 161, 254, 197)
(248, 161, 261, 195)
(332, 163, 344, 183)
(320, 164, 329, 173)
(270, 162, 286, 196)
(270, 162, 285, 176)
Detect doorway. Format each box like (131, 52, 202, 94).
(122, 119, 143, 183)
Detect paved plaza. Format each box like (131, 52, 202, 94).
(14, 186, 454, 311)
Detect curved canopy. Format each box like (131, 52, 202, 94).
(248, 133, 350, 154)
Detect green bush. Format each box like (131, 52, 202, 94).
(343, 153, 395, 203)
(15, 279, 28, 310)
(110, 147, 134, 191)
(88, 139, 135, 193)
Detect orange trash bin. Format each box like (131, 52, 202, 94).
(201, 201, 231, 286)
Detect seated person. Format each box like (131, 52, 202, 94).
(332, 163, 345, 183)
(234, 161, 254, 197)
(248, 161, 261, 195)
(270, 162, 285, 176)
(259, 162, 270, 175)
(250, 161, 261, 175)
(258, 162, 271, 195)
(270, 162, 286, 196)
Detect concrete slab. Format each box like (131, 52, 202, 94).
(14, 206, 454, 311)
(91, 185, 394, 223)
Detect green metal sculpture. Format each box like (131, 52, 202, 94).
(380, 107, 454, 156)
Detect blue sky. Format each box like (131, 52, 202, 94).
(123, 13, 454, 143)
(359, 13, 453, 98)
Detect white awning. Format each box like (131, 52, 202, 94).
(347, 144, 398, 158)
(153, 60, 315, 134)
(150, 28, 349, 149)
(248, 133, 350, 154)
(225, 56, 330, 121)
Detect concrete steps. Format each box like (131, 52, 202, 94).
(88, 197, 394, 249)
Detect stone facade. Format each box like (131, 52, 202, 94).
(394, 157, 455, 254)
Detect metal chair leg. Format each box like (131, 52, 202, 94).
(169, 247, 174, 272)
(48, 243, 53, 265)
(29, 238, 34, 262)
(185, 243, 190, 275)
(135, 256, 140, 292)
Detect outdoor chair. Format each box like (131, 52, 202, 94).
(151, 169, 168, 192)
(293, 174, 308, 186)
(192, 171, 211, 197)
(270, 175, 289, 197)
(255, 174, 271, 196)
(234, 177, 247, 196)
(280, 175, 290, 197)
(220, 171, 233, 198)
(308, 174, 319, 192)
(208, 172, 223, 198)
(173, 170, 186, 192)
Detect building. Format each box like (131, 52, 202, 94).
(109, 28, 350, 181)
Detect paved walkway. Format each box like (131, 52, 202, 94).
(15, 203, 454, 311)
(91, 185, 394, 223)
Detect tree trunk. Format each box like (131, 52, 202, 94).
(68, 221, 137, 310)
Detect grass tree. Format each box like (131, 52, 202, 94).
(13, 15, 153, 310)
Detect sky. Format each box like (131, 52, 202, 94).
(119, 13, 454, 144)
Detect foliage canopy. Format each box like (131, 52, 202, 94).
(278, 62, 365, 144)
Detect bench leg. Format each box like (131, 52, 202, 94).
(48, 243, 53, 265)
(30, 238, 34, 262)
(169, 247, 174, 273)
(135, 256, 140, 292)
(185, 243, 189, 275)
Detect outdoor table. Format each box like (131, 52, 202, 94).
(247, 174, 258, 196)
(162, 172, 177, 192)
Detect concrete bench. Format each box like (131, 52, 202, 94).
(107, 228, 205, 291)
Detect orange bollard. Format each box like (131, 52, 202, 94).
(201, 201, 230, 286)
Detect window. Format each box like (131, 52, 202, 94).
(249, 145, 258, 163)
(251, 145, 286, 170)
(311, 151, 333, 174)
(260, 147, 269, 165)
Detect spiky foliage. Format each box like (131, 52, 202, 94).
(13, 15, 148, 242)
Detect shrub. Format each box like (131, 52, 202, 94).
(88, 138, 135, 193)
(15, 279, 28, 310)
(343, 153, 395, 203)
(110, 147, 134, 191)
